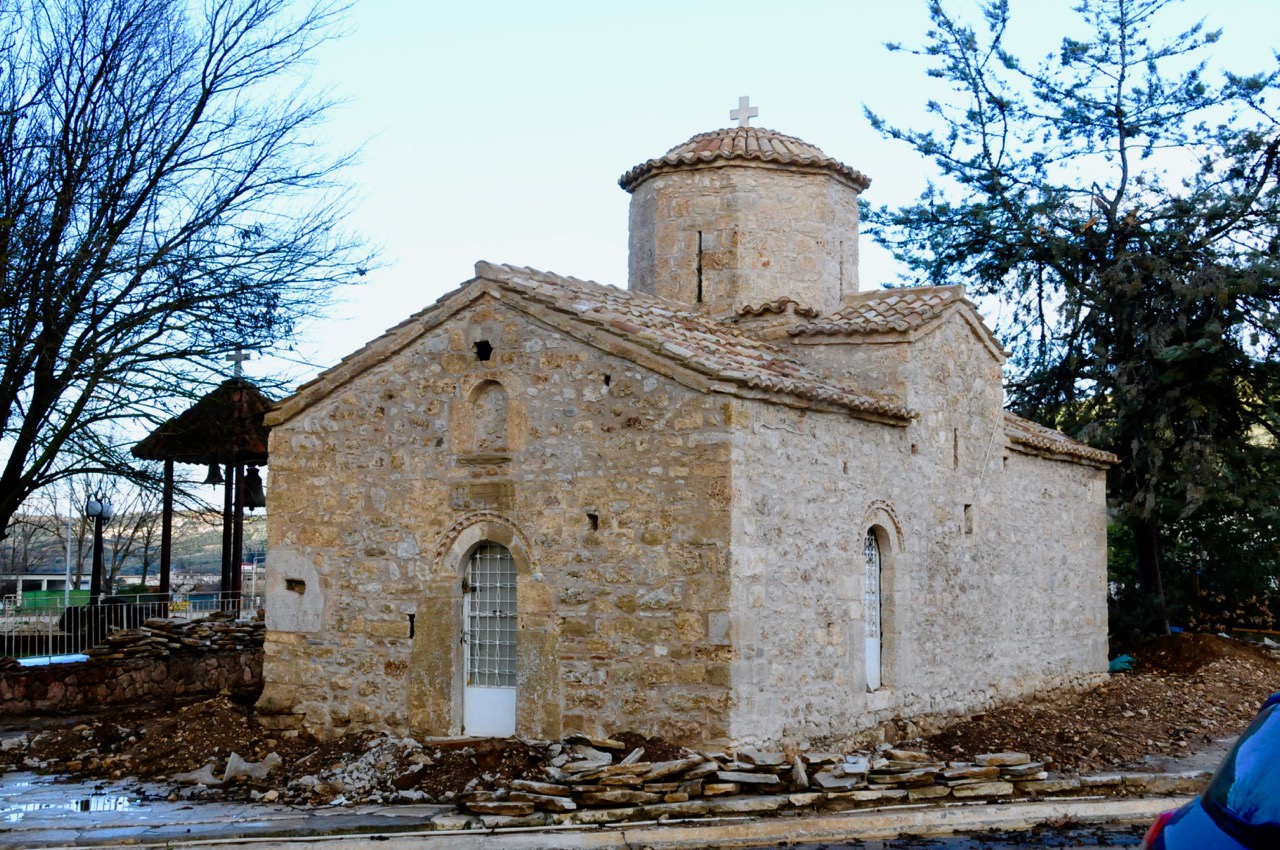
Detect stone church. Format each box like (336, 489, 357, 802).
(256, 110, 1114, 749)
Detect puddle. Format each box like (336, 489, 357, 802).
(1, 773, 144, 825)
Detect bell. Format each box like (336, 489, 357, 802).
(243, 466, 267, 510)
(203, 463, 225, 485)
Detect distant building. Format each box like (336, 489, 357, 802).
(257, 115, 1113, 748)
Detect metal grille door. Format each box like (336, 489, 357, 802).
(465, 543, 517, 688)
(864, 530, 882, 691)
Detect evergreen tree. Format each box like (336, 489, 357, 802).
(867, 0, 1280, 636)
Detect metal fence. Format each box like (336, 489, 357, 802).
(0, 591, 264, 664)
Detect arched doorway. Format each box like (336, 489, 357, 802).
(864, 528, 883, 692)
(463, 541, 518, 736)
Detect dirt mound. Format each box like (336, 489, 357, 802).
(1138, 632, 1276, 674)
(612, 730, 690, 762)
(918, 634, 1280, 772)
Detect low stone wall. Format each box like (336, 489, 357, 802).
(0, 616, 264, 718)
(0, 649, 262, 718)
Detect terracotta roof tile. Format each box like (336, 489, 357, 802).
(791, 286, 968, 336)
(619, 127, 871, 193)
(473, 262, 911, 422)
(736, 297, 820, 319)
(1004, 412, 1117, 466)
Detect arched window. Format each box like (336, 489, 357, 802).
(864, 528, 883, 692)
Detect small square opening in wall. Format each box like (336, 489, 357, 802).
(473, 340, 493, 361)
(285, 578, 306, 594)
(586, 512, 599, 531)
(963, 504, 974, 535)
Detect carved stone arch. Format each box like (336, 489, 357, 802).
(435, 512, 531, 579)
(863, 499, 905, 552)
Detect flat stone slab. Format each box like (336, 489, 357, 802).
(576, 789, 661, 807)
(506, 791, 578, 812)
(701, 782, 740, 796)
(942, 764, 1001, 781)
(642, 755, 706, 781)
(714, 770, 784, 785)
(975, 752, 1031, 767)
(566, 733, 626, 750)
(707, 794, 789, 814)
(465, 800, 535, 816)
(951, 780, 1016, 798)
(509, 778, 572, 797)
(1016, 777, 1083, 794)
(738, 749, 787, 767)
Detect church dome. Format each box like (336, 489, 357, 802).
(619, 126, 871, 193)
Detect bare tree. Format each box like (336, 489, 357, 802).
(0, 0, 369, 538)
(102, 480, 165, 591)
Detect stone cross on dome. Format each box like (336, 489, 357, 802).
(225, 346, 251, 378)
(730, 95, 758, 128)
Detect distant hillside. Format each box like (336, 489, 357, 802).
(1, 511, 267, 582)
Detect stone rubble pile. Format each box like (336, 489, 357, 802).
(455, 735, 1107, 822)
(84, 612, 264, 662)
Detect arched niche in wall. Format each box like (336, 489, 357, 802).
(470, 380, 509, 453)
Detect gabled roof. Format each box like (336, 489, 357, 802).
(268, 262, 914, 427)
(791, 285, 1009, 360)
(619, 127, 871, 193)
(132, 378, 272, 465)
(1004, 412, 1117, 467)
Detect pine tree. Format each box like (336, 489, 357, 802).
(867, 0, 1280, 636)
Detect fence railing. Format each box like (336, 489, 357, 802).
(0, 591, 264, 664)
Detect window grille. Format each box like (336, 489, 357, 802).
(466, 542, 517, 687)
(864, 530, 881, 641)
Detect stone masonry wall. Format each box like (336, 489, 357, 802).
(0, 650, 261, 718)
(722, 313, 1109, 750)
(628, 165, 861, 315)
(727, 399, 908, 747)
(896, 315, 1109, 707)
(261, 299, 735, 743)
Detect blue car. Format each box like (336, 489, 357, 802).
(1141, 692, 1280, 849)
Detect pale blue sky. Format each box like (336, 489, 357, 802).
(274, 0, 1277, 381)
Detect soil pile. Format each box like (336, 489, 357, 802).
(917, 633, 1280, 772)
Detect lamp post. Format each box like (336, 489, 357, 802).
(85, 493, 113, 605)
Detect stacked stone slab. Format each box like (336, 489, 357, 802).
(456, 740, 1145, 823)
(83, 613, 265, 662)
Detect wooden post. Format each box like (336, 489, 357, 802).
(160, 459, 173, 596)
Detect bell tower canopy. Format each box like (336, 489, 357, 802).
(620, 124, 871, 316)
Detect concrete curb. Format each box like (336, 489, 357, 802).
(39, 794, 1191, 850)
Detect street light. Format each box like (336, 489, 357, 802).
(85, 493, 113, 605)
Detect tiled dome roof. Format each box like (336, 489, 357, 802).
(619, 126, 871, 193)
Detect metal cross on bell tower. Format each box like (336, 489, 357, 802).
(730, 95, 758, 128)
